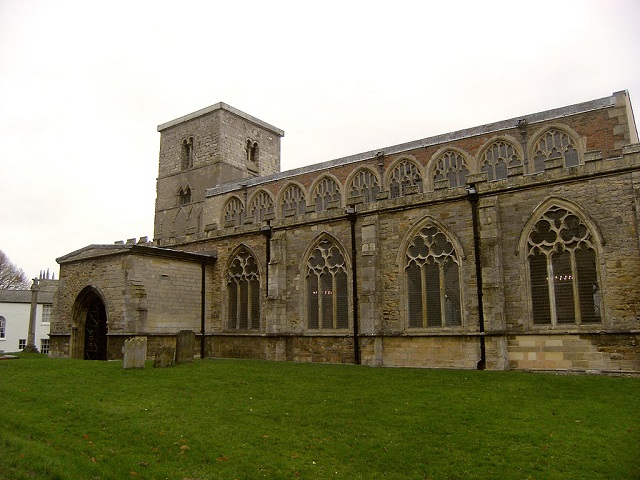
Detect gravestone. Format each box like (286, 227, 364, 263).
(123, 336, 147, 369)
(176, 330, 195, 364)
(154, 345, 175, 368)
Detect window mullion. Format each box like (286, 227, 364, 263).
(547, 254, 557, 326)
(421, 264, 428, 328)
(235, 282, 242, 330)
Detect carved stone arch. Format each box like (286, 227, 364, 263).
(174, 207, 189, 234)
(310, 174, 343, 212)
(517, 197, 605, 327)
(476, 135, 524, 181)
(247, 189, 275, 224)
(277, 181, 307, 219)
(225, 244, 262, 330)
(222, 195, 245, 228)
(302, 232, 351, 330)
(397, 216, 467, 330)
(527, 123, 585, 174)
(71, 286, 108, 360)
(346, 167, 381, 204)
(427, 146, 471, 191)
(384, 155, 424, 198)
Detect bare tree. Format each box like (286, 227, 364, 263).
(0, 250, 30, 290)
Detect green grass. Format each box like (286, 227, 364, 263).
(0, 354, 638, 480)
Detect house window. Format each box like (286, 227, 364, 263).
(40, 338, 50, 355)
(306, 239, 349, 329)
(0, 316, 5, 338)
(433, 150, 469, 188)
(181, 137, 194, 170)
(227, 247, 260, 330)
(406, 225, 461, 328)
(532, 129, 579, 173)
(481, 141, 521, 181)
(350, 169, 380, 203)
(281, 185, 306, 217)
(42, 304, 52, 323)
(179, 187, 192, 205)
(246, 139, 259, 163)
(390, 160, 422, 198)
(313, 177, 341, 213)
(527, 206, 600, 325)
(19, 339, 26, 350)
(223, 197, 245, 227)
(249, 191, 274, 224)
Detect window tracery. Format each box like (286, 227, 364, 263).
(313, 177, 341, 212)
(227, 247, 260, 330)
(389, 160, 423, 198)
(405, 225, 461, 328)
(306, 239, 349, 330)
(280, 184, 306, 217)
(350, 169, 380, 203)
(433, 150, 469, 188)
(223, 197, 245, 227)
(249, 191, 274, 224)
(480, 141, 521, 181)
(527, 206, 600, 325)
(532, 129, 579, 172)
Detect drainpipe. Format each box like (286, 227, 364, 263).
(346, 207, 361, 365)
(200, 262, 206, 359)
(466, 185, 486, 370)
(260, 222, 272, 298)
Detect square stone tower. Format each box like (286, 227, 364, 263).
(154, 103, 284, 242)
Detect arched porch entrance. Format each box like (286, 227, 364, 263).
(72, 287, 108, 360)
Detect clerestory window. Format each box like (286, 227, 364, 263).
(481, 141, 521, 181)
(527, 206, 600, 325)
(281, 184, 306, 218)
(249, 191, 274, 224)
(433, 150, 469, 189)
(390, 160, 423, 198)
(313, 177, 341, 213)
(405, 225, 462, 328)
(532, 129, 579, 173)
(227, 247, 260, 330)
(223, 197, 245, 227)
(306, 239, 349, 330)
(350, 169, 380, 203)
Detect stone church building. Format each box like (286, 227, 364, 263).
(50, 91, 640, 373)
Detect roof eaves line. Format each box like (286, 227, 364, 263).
(206, 94, 616, 197)
(157, 102, 284, 136)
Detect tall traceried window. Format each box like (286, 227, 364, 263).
(249, 191, 274, 224)
(527, 206, 601, 325)
(227, 247, 260, 330)
(405, 225, 462, 328)
(390, 160, 423, 198)
(314, 177, 341, 212)
(181, 137, 194, 170)
(532, 129, 579, 173)
(481, 141, 521, 181)
(306, 239, 349, 330)
(433, 150, 469, 188)
(281, 184, 306, 217)
(350, 169, 380, 203)
(223, 197, 245, 227)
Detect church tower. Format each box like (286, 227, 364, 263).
(153, 103, 284, 243)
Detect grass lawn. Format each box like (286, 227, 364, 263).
(0, 354, 638, 480)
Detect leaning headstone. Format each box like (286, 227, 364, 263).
(154, 345, 175, 368)
(123, 336, 147, 369)
(175, 330, 195, 364)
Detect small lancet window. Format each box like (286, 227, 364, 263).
(246, 139, 259, 163)
(181, 137, 194, 170)
(178, 187, 192, 205)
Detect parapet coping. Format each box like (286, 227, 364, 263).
(56, 244, 217, 265)
(206, 92, 624, 198)
(157, 102, 285, 137)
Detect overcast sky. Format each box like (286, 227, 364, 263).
(1, 0, 639, 281)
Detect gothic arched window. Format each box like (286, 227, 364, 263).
(249, 191, 274, 224)
(532, 129, 579, 173)
(281, 184, 306, 218)
(306, 239, 349, 330)
(313, 177, 341, 213)
(350, 169, 380, 203)
(227, 247, 260, 330)
(181, 137, 194, 170)
(223, 197, 245, 227)
(389, 160, 423, 198)
(480, 141, 521, 181)
(527, 206, 600, 325)
(178, 187, 191, 205)
(405, 225, 461, 328)
(433, 151, 469, 188)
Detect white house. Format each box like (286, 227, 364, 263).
(0, 279, 58, 354)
